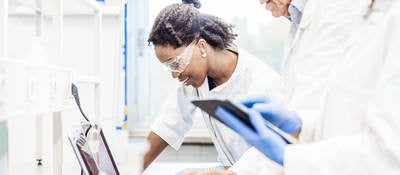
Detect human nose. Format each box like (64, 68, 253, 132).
(171, 72, 180, 79)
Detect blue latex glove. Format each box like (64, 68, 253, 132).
(251, 103, 302, 134)
(239, 94, 270, 108)
(216, 107, 287, 165)
(239, 95, 302, 134)
(215, 95, 302, 165)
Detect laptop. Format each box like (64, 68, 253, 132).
(68, 124, 120, 175)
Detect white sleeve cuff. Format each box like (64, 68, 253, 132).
(295, 109, 318, 142)
(150, 119, 185, 150)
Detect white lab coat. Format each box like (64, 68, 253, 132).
(230, 0, 370, 174)
(285, 1, 400, 174)
(151, 47, 283, 166)
(282, 0, 370, 142)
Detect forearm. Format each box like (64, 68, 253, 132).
(143, 131, 168, 170)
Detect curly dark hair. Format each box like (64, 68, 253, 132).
(182, 0, 201, 9)
(148, 0, 237, 50)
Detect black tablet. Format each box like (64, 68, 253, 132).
(192, 99, 254, 130)
(192, 99, 298, 144)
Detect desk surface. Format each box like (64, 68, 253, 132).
(9, 162, 221, 175)
(143, 162, 221, 175)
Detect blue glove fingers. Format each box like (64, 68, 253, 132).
(215, 107, 256, 138)
(252, 103, 302, 134)
(237, 94, 269, 108)
(252, 103, 283, 124)
(248, 109, 285, 165)
(247, 109, 270, 135)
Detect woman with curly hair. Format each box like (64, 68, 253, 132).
(143, 0, 282, 171)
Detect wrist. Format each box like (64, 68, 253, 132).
(290, 128, 301, 139)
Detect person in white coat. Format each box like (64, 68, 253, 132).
(272, 0, 371, 143)
(284, 1, 400, 174)
(142, 0, 283, 170)
(216, 0, 400, 174)
(184, 0, 372, 174)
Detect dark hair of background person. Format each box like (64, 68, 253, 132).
(147, 0, 237, 50)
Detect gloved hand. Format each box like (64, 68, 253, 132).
(215, 95, 302, 165)
(239, 95, 302, 134)
(238, 94, 270, 108)
(216, 107, 288, 165)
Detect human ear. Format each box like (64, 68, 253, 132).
(196, 39, 208, 58)
(196, 39, 207, 53)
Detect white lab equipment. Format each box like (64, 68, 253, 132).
(151, 47, 283, 166)
(1, 0, 122, 174)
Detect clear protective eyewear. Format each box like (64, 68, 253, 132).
(161, 42, 196, 73)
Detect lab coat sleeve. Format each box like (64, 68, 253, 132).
(229, 147, 283, 175)
(286, 0, 370, 143)
(150, 85, 196, 150)
(285, 65, 400, 174)
(285, 14, 400, 175)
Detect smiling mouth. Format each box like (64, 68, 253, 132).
(179, 76, 190, 85)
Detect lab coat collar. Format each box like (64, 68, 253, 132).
(209, 47, 247, 93)
(197, 47, 247, 94)
(297, 0, 314, 30)
(291, 0, 308, 14)
(287, 0, 314, 47)
(288, 0, 308, 28)
(284, 0, 314, 67)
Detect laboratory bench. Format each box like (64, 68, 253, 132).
(8, 162, 220, 175)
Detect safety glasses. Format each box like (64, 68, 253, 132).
(161, 42, 196, 73)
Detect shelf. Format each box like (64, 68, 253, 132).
(8, 5, 121, 16)
(0, 60, 75, 121)
(3, 105, 74, 120)
(76, 75, 101, 85)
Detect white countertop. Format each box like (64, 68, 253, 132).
(143, 162, 221, 175)
(9, 162, 221, 175)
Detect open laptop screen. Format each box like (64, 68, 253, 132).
(69, 126, 119, 175)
